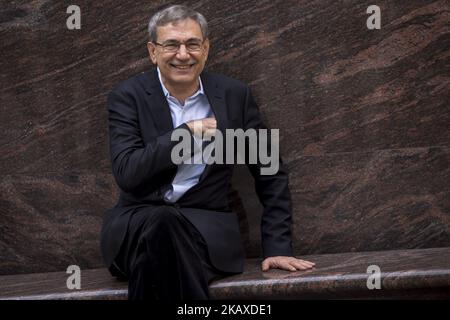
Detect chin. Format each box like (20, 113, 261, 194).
(170, 74, 197, 83)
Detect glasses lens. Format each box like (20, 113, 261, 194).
(163, 43, 178, 52)
(186, 43, 201, 51)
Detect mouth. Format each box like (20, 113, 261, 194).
(170, 63, 196, 70)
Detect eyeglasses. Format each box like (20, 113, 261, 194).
(153, 39, 205, 53)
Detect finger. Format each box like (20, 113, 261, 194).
(203, 128, 216, 138)
(203, 118, 216, 124)
(296, 259, 316, 268)
(205, 121, 217, 129)
(201, 124, 215, 131)
(285, 258, 310, 270)
(204, 124, 216, 131)
(296, 260, 314, 268)
(301, 262, 315, 269)
(294, 259, 315, 267)
(301, 260, 315, 267)
(291, 261, 312, 270)
(192, 121, 204, 136)
(278, 261, 297, 271)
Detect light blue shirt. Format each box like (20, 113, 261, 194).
(157, 68, 214, 203)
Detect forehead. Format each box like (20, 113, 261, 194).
(156, 18, 203, 41)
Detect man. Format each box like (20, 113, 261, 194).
(100, 4, 314, 300)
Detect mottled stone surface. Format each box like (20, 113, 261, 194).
(1, 248, 449, 299)
(0, 173, 118, 274)
(0, 268, 127, 300)
(220, 0, 450, 257)
(288, 148, 450, 255)
(1, 0, 449, 274)
(210, 247, 450, 299)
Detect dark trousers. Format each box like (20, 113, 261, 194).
(111, 205, 231, 300)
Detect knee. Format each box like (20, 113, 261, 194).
(140, 206, 181, 240)
(150, 205, 180, 227)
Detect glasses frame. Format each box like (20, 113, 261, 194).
(152, 39, 206, 53)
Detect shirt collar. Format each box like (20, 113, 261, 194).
(157, 67, 204, 100)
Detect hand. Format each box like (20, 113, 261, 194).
(186, 117, 216, 138)
(261, 256, 315, 272)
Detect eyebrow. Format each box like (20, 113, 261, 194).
(162, 37, 203, 43)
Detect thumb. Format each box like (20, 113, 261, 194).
(261, 259, 270, 272)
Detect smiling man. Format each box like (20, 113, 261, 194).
(148, 17, 208, 102)
(100, 4, 315, 301)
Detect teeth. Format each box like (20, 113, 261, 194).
(173, 65, 191, 69)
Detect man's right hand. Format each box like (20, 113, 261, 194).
(186, 117, 217, 138)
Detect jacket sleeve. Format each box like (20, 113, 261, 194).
(107, 88, 192, 193)
(242, 85, 294, 258)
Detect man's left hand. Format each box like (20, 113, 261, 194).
(261, 256, 315, 272)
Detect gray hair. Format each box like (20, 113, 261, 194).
(148, 5, 208, 42)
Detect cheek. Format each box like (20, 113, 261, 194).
(196, 56, 207, 66)
(160, 58, 172, 67)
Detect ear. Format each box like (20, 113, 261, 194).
(147, 42, 157, 64)
(203, 38, 210, 61)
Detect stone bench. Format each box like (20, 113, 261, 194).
(1, 247, 449, 300)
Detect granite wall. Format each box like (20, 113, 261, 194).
(0, 0, 449, 274)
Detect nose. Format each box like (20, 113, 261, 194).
(176, 44, 190, 59)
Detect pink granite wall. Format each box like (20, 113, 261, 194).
(1, 0, 449, 274)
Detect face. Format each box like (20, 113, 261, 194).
(147, 18, 209, 89)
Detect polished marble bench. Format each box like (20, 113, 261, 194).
(1, 247, 449, 300)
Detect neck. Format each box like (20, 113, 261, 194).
(163, 79, 199, 105)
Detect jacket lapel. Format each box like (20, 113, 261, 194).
(199, 71, 228, 182)
(201, 71, 227, 135)
(143, 69, 174, 134)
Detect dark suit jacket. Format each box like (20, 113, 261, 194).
(100, 69, 293, 274)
